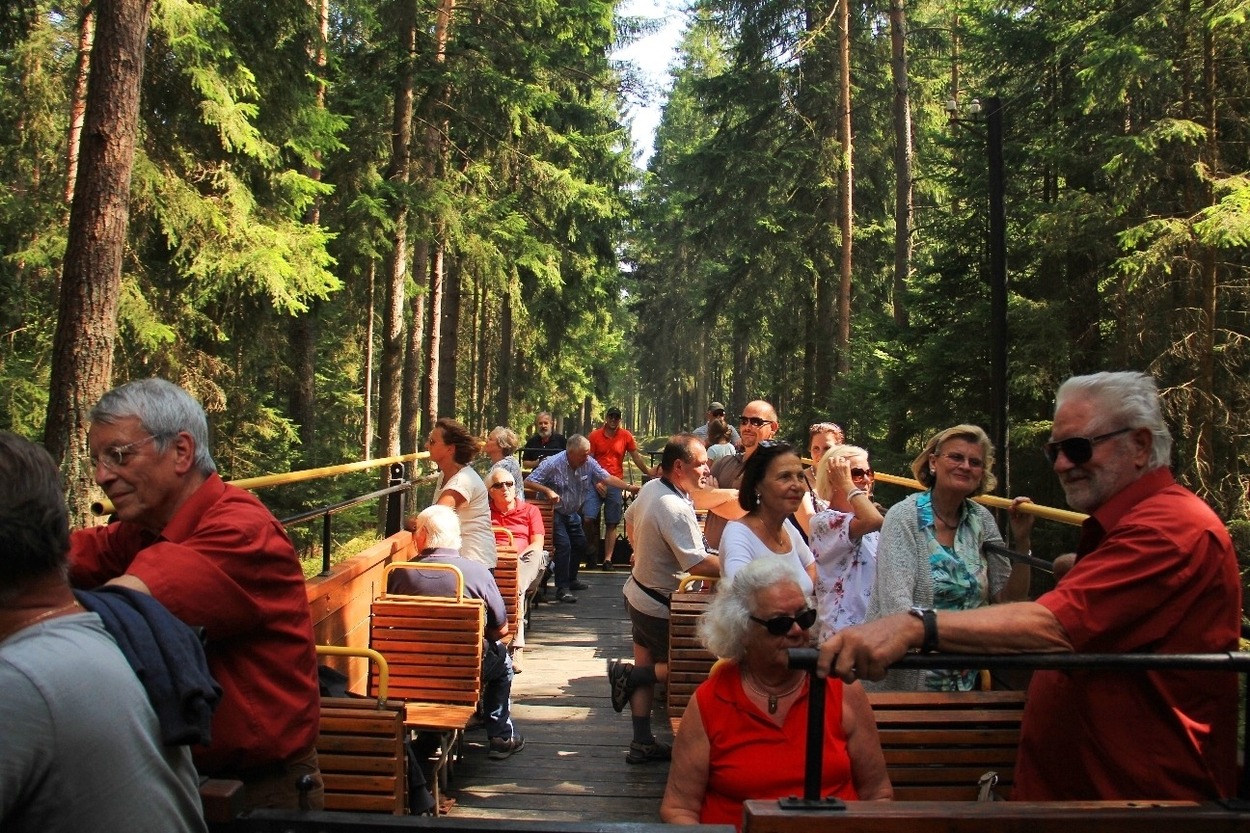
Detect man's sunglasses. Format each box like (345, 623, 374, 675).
(489, 481, 516, 490)
(1042, 428, 1132, 466)
(739, 415, 774, 427)
(750, 607, 818, 635)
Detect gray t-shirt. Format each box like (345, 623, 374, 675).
(623, 478, 711, 618)
(0, 614, 206, 833)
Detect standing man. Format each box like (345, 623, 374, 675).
(585, 406, 654, 569)
(692, 401, 740, 447)
(68, 379, 323, 810)
(704, 399, 779, 551)
(525, 435, 640, 603)
(819, 371, 1241, 801)
(522, 411, 566, 464)
(607, 434, 720, 764)
(0, 432, 207, 833)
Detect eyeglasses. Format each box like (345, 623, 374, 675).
(938, 452, 984, 469)
(1043, 428, 1132, 466)
(740, 415, 775, 428)
(91, 435, 160, 471)
(489, 481, 516, 490)
(750, 607, 818, 636)
(850, 467, 874, 479)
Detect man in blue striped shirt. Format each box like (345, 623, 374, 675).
(525, 435, 639, 603)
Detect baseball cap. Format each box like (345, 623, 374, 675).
(606, 406, 622, 418)
(708, 402, 725, 413)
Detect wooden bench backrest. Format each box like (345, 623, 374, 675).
(314, 645, 407, 814)
(371, 563, 486, 706)
(532, 498, 556, 544)
(493, 548, 522, 643)
(865, 689, 1026, 801)
(668, 589, 718, 726)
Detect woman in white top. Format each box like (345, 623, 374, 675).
(416, 418, 498, 569)
(719, 441, 817, 596)
(808, 444, 884, 640)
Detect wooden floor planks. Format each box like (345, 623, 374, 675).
(446, 568, 673, 822)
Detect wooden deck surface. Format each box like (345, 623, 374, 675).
(446, 567, 673, 822)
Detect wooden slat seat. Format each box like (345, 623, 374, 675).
(668, 586, 718, 734)
(314, 645, 407, 814)
(865, 689, 1026, 801)
(492, 547, 522, 647)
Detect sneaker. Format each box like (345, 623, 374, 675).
(556, 590, 578, 603)
(607, 658, 634, 713)
(488, 736, 526, 760)
(626, 739, 672, 764)
(569, 580, 589, 591)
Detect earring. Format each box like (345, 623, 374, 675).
(929, 466, 936, 475)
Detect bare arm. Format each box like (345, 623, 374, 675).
(660, 696, 710, 824)
(105, 574, 151, 595)
(603, 474, 640, 494)
(436, 489, 466, 510)
(687, 554, 721, 577)
(692, 487, 746, 520)
(628, 448, 654, 478)
(994, 496, 1035, 603)
(818, 602, 1073, 683)
(841, 682, 893, 800)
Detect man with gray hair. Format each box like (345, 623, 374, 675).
(388, 505, 525, 760)
(819, 371, 1241, 801)
(68, 378, 323, 810)
(525, 435, 640, 603)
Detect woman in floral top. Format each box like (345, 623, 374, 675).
(866, 425, 1033, 691)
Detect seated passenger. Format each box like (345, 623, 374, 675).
(389, 505, 525, 760)
(661, 557, 891, 829)
(486, 466, 550, 664)
(0, 431, 206, 833)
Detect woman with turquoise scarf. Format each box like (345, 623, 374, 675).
(865, 424, 1033, 691)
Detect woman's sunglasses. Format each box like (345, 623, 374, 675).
(750, 607, 818, 635)
(850, 467, 873, 479)
(1042, 428, 1132, 466)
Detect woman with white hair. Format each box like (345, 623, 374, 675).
(661, 558, 891, 829)
(485, 427, 525, 503)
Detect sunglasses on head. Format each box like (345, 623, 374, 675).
(1042, 427, 1132, 466)
(489, 481, 516, 490)
(739, 415, 774, 427)
(750, 607, 818, 635)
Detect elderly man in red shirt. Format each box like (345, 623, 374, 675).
(819, 371, 1241, 801)
(68, 379, 322, 811)
(487, 466, 550, 667)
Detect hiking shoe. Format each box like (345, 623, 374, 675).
(626, 739, 672, 764)
(607, 659, 634, 713)
(556, 589, 578, 603)
(569, 580, 589, 591)
(488, 735, 526, 760)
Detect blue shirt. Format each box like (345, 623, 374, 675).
(526, 451, 610, 516)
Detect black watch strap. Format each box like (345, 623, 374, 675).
(909, 607, 938, 653)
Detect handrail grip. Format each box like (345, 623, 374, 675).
(787, 648, 1250, 672)
(315, 645, 390, 705)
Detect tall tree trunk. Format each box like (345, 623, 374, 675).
(889, 0, 913, 329)
(362, 261, 376, 459)
(45, 0, 155, 526)
(437, 254, 461, 418)
(401, 239, 427, 454)
(835, 0, 853, 376)
(494, 282, 513, 425)
(1191, 0, 1217, 489)
(377, 0, 418, 476)
(424, 237, 445, 428)
(64, 0, 94, 204)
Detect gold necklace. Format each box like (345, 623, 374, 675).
(0, 600, 82, 642)
(743, 670, 806, 715)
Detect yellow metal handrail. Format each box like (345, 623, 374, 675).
(315, 644, 390, 705)
(92, 451, 432, 516)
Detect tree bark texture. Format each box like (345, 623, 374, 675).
(44, 0, 155, 525)
(889, 0, 913, 329)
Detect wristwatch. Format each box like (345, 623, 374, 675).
(908, 606, 939, 653)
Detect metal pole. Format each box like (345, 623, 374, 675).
(803, 672, 826, 801)
(384, 462, 405, 537)
(986, 96, 1009, 495)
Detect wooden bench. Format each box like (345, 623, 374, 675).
(490, 527, 522, 647)
(743, 799, 1250, 833)
(370, 563, 487, 814)
(865, 689, 1026, 801)
(668, 581, 719, 734)
(314, 645, 407, 814)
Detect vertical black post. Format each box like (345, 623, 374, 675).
(803, 671, 826, 800)
(986, 96, 1008, 494)
(320, 513, 333, 576)
(385, 462, 405, 537)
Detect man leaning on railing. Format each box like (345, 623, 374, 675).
(818, 370, 1241, 802)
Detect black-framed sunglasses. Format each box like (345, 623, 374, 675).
(750, 607, 818, 636)
(489, 481, 516, 490)
(1042, 428, 1132, 466)
(739, 415, 774, 427)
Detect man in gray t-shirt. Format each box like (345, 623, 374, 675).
(607, 435, 720, 765)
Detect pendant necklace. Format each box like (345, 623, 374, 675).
(744, 671, 805, 715)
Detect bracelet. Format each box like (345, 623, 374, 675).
(846, 488, 867, 501)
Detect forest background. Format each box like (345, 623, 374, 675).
(1, 0, 1248, 561)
